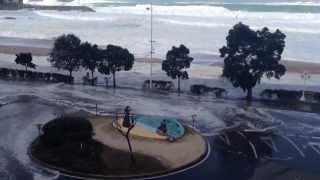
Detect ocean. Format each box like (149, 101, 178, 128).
(1, 0, 319, 63)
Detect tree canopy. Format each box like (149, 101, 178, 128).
(80, 42, 102, 85)
(15, 52, 36, 71)
(220, 23, 286, 102)
(48, 34, 81, 78)
(162, 44, 193, 95)
(98, 45, 135, 88)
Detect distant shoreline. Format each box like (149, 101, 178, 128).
(0, 44, 319, 75)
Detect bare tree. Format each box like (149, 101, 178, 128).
(117, 106, 136, 165)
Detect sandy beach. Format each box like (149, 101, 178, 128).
(209, 60, 320, 75)
(0, 45, 51, 56)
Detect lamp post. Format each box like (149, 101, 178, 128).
(147, 2, 154, 89)
(301, 71, 311, 101)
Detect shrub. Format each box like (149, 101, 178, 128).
(10, 70, 17, 79)
(26, 71, 37, 80)
(260, 89, 302, 101)
(190, 84, 211, 95)
(0, 68, 10, 78)
(36, 72, 44, 81)
(277, 90, 302, 101)
(314, 93, 320, 103)
(17, 69, 25, 79)
(41, 116, 93, 147)
(0, 67, 73, 84)
(190, 84, 227, 97)
(44, 73, 51, 81)
(142, 80, 174, 91)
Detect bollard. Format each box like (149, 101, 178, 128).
(192, 114, 197, 128)
(36, 123, 43, 136)
(95, 104, 98, 116)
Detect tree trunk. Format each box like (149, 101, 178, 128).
(126, 125, 135, 165)
(246, 88, 253, 105)
(91, 71, 94, 86)
(178, 76, 181, 96)
(112, 71, 116, 88)
(69, 70, 72, 78)
(25, 65, 27, 72)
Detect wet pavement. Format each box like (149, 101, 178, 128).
(1, 80, 320, 180)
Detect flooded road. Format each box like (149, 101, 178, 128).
(1, 80, 320, 180)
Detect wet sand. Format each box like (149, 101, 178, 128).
(90, 116, 208, 169)
(113, 118, 168, 140)
(209, 60, 320, 74)
(0, 45, 51, 56)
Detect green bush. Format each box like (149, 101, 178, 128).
(260, 89, 302, 101)
(41, 116, 93, 147)
(190, 84, 227, 97)
(0, 67, 74, 83)
(0, 68, 10, 78)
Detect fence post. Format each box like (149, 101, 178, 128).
(36, 123, 43, 136)
(95, 104, 98, 116)
(192, 114, 197, 128)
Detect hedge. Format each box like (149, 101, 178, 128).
(142, 80, 175, 91)
(0, 68, 73, 84)
(190, 84, 227, 97)
(260, 89, 304, 101)
(41, 116, 93, 147)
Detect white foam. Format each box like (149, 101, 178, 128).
(34, 10, 113, 21)
(157, 18, 320, 34)
(95, 5, 233, 17)
(264, 1, 320, 6)
(23, 0, 129, 6)
(93, 4, 320, 24)
(24, 0, 69, 6)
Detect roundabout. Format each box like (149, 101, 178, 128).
(29, 112, 209, 179)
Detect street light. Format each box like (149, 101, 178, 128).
(146, 2, 154, 89)
(301, 71, 311, 101)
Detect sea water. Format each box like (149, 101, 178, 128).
(0, 0, 318, 63)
